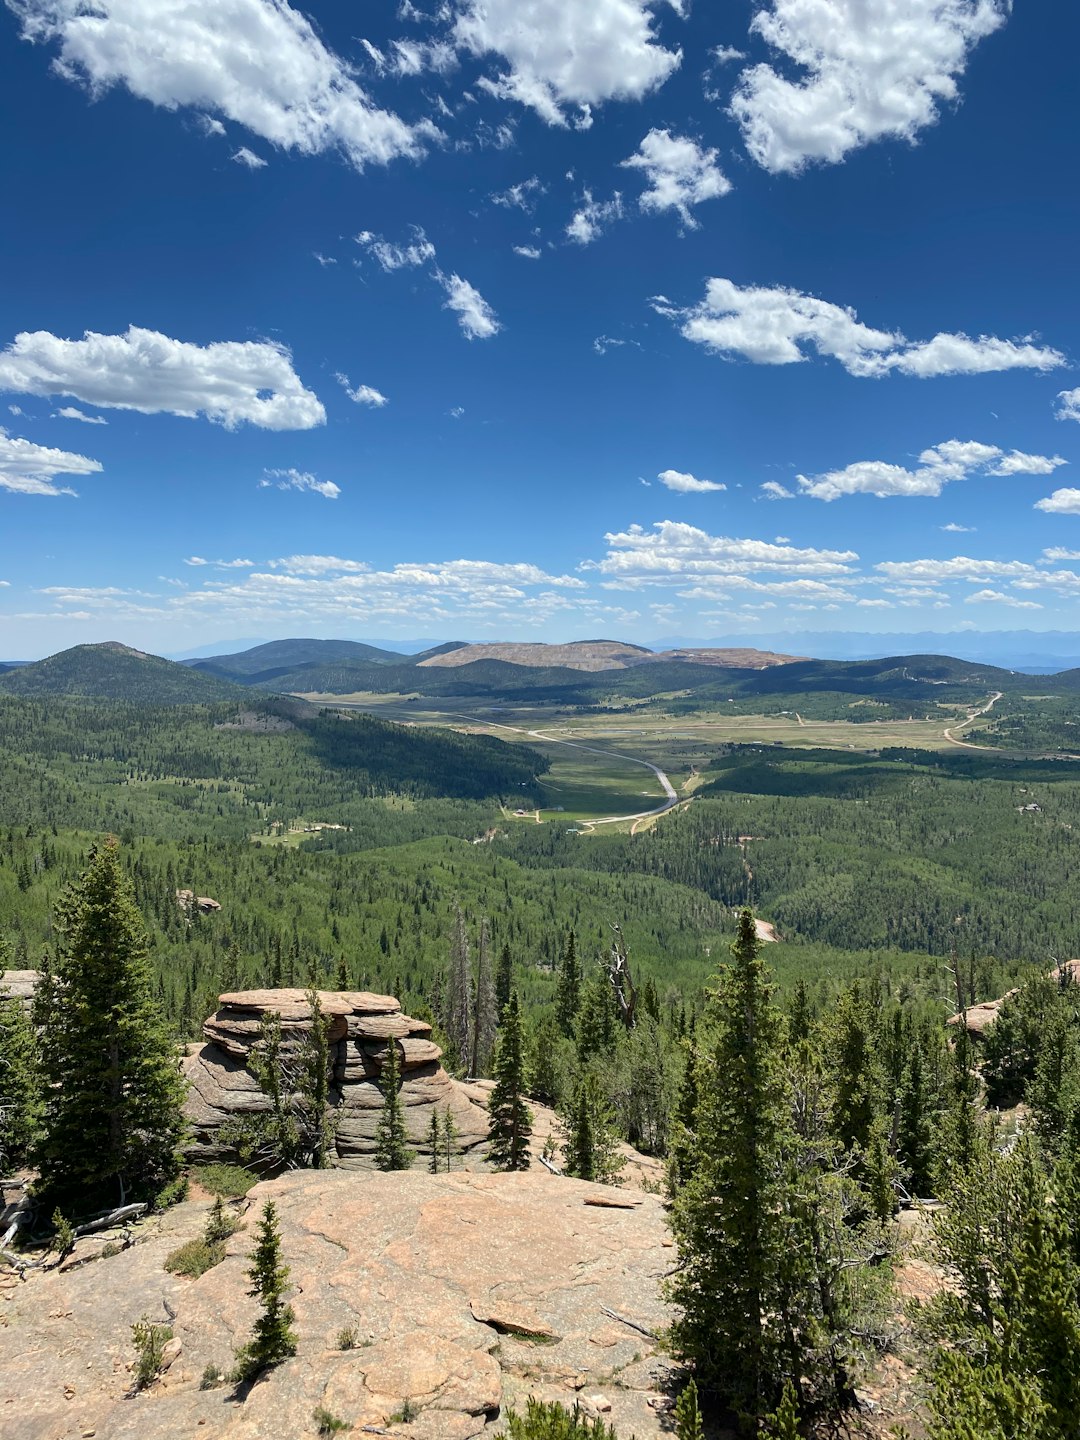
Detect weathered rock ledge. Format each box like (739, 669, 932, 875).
(184, 989, 491, 1170)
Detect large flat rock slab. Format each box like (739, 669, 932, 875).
(0, 1168, 677, 1439)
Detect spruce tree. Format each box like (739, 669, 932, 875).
(488, 992, 532, 1171)
(674, 1379, 704, 1440)
(34, 838, 186, 1204)
(555, 930, 582, 1038)
(0, 962, 39, 1170)
(562, 1071, 625, 1185)
(667, 909, 791, 1414)
(443, 1104, 458, 1172)
(469, 919, 497, 1078)
(374, 1039, 414, 1171)
(667, 1020, 699, 1195)
(428, 1108, 442, 1174)
(233, 1199, 297, 1381)
(445, 906, 473, 1073)
(495, 942, 514, 1015)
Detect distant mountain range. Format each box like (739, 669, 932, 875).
(5, 636, 1069, 709)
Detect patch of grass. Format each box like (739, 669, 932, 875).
(314, 1406, 350, 1436)
(200, 1364, 223, 1390)
(388, 1396, 419, 1423)
(191, 1162, 259, 1197)
(164, 1237, 224, 1279)
(336, 1324, 363, 1350)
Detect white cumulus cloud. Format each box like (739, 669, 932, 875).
(566, 191, 624, 245)
(730, 0, 1009, 174)
(451, 0, 681, 126)
(663, 278, 1064, 378)
(513, 245, 542, 260)
(798, 439, 1064, 501)
(258, 467, 340, 499)
(11, 0, 431, 169)
(966, 588, 1042, 609)
(335, 374, 388, 407)
(589, 520, 858, 587)
(356, 227, 437, 272)
(1057, 388, 1080, 424)
(0, 427, 102, 497)
(1035, 489, 1080, 516)
(0, 325, 325, 430)
(621, 129, 731, 227)
(438, 272, 500, 340)
(232, 146, 267, 169)
(657, 468, 725, 493)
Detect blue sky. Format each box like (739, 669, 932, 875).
(1, 0, 1079, 657)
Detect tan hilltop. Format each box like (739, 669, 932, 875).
(418, 640, 805, 672)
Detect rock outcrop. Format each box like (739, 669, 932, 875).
(184, 989, 491, 1170)
(947, 959, 1080, 1039)
(0, 1168, 679, 1440)
(0, 969, 37, 1012)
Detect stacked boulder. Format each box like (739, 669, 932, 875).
(183, 988, 491, 1170)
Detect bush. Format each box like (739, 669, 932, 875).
(164, 1238, 223, 1279)
(192, 1162, 259, 1198)
(314, 1407, 349, 1436)
(131, 1317, 173, 1392)
(336, 1324, 360, 1350)
(154, 1174, 189, 1210)
(200, 1364, 223, 1390)
(502, 1399, 619, 1439)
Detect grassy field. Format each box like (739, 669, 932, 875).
(301, 692, 981, 825)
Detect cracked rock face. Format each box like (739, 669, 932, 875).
(183, 989, 491, 1170)
(1, 1168, 679, 1440)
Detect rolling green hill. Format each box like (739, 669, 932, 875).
(0, 642, 249, 703)
(189, 637, 408, 678)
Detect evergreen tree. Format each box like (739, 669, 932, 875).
(555, 929, 582, 1038)
(576, 971, 617, 1063)
(667, 909, 791, 1415)
(469, 918, 497, 1078)
(897, 1046, 936, 1199)
(428, 1108, 442, 1174)
(443, 1104, 458, 1172)
(33, 838, 186, 1203)
(233, 1199, 298, 1382)
(488, 992, 532, 1171)
(561, 1070, 625, 1185)
(374, 1039, 414, 1171)
(667, 909, 884, 1424)
(0, 957, 39, 1170)
(674, 1379, 704, 1440)
(299, 989, 336, 1169)
(444, 906, 473, 1073)
(667, 1021, 699, 1196)
(495, 941, 514, 1015)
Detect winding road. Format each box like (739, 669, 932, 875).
(943, 690, 1004, 749)
(487, 721, 680, 829)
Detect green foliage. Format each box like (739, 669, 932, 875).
(223, 993, 337, 1172)
(374, 1039, 414, 1171)
(130, 1316, 173, 1392)
(668, 910, 889, 1424)
(313, 1405, 350, 1435)
(487, 991, 532, 1171)
(388, 1397, 419, 1423)
(428, 1108, 442, 1174)
(199, 1364, 223, 1390)
(164, 1237, 221, 1279)
(0, 966, 40, 1169)
(51, 1208, 74, 1256)
(192, 1162, 259, 1197)
(165, 1194, 239, 1277)
(336, 1325, 361, 1351)
(673, 1378, 704, 1440)
(555, 929, 581, 1037)
(560, 1070, 625, 1185)
(32, 838, 186, 1205)
(920, 1138, 1080, 1440)
(232, 1199, 297, 1382)
(763, 1380, 801, 1439)
(501, 1397, 618, 1439)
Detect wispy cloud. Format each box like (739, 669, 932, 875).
(258, 467, 340, 500)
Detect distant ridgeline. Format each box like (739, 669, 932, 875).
(175, 637, 1051, 714)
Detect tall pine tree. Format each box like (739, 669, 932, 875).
(34, 838, 186, 1204)
(555, 930, 581, 1038)
(374, 1039, 414, 1171)
(488, 992, 532, 1171)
